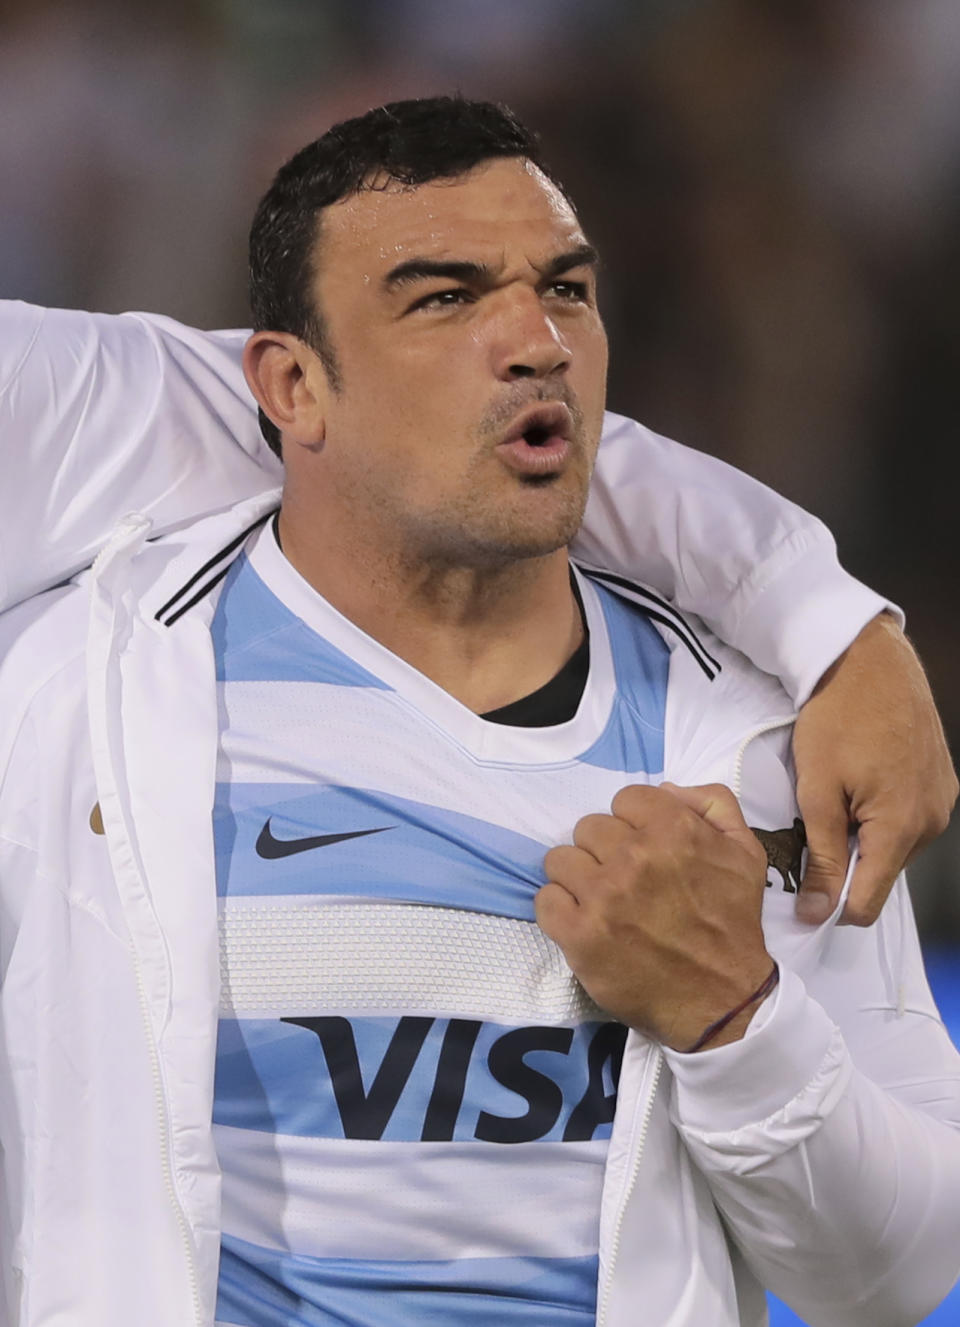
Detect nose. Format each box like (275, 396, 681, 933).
(488, 288, 572, 383)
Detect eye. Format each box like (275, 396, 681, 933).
(546, 280, 589, 303)
(409, 287, 473, 312)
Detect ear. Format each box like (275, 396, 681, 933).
(242, 331, 330, 451)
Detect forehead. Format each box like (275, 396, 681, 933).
(318, 158, 586, 278)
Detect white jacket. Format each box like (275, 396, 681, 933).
(0, 299, 892, 705)
(1, 494, 958, 1327)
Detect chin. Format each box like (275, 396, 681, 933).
(469, 510, 585, 566)
(416, 479, 589, 568)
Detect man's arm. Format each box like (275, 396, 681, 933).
(538, 782, 960, 1325)
(792, 613, 956, 923)
(667, 928, 960, 1326)
(665, 878, 960, 1326)
(2, 301, 954, 922)
(574, 413, 958, 923)
(0, 301, 280, 608)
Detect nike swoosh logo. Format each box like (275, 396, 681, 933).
(255, 819, 394, 860)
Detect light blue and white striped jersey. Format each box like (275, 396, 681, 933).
(212, 523, 669, 1327)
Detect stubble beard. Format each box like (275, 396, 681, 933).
(329, 386, 598, 578)
(406, 386, 596, 571)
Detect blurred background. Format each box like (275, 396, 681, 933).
(2, 0, 958, 1320)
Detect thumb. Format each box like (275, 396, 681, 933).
(838, 819, 906, 927)
(797, 793, 851, 925)
(659, 781, 755, 848)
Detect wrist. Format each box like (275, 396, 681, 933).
(667, 960, 780, 1054)
(809, 608, 904, 699)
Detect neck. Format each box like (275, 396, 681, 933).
(276, 494, 583, 715)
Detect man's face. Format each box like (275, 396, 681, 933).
(301, 157, 608, 569)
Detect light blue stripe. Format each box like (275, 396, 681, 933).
(217, 1236, 598, 1326)
(213, 556, 390, 688)
(213, 784, 550, 916)
(576, 691, 665, 774)
(214, 1016, 624, 1143)
(577, 583, 668, 772)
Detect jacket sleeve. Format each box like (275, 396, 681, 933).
(1, 302, 887, 701)
(0, 301, 280, 611)
(571, 411, 894, 704)
(663, 878, 960, 1326)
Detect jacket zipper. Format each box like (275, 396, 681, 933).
(597, 712, 795, 1327)
(596, 1048, 664, 1327)
(90, 519, 205, 1327)
(130, 954, 205, 1327)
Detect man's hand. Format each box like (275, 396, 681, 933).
(536, 783, 772, 1051)
(793, 613, 958, 927)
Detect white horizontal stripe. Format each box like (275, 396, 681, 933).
(216, 1124, 605, 1262)
(220, 896, 604, 1023)
(216, 679, 654, 848)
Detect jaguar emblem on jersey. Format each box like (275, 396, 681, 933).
(751, 817, 806, 893)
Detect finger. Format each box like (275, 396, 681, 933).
(534, 880, 581, 942)
(796, 787, 851, 925)
(572, 812, 633, 861)
(609, 783, 665, 828)
(542, 843, 599, 901)
(658, 781, 750, 838)
(840, 818, 912, 927)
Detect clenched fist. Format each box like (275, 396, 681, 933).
(536, 783, 773, 1052)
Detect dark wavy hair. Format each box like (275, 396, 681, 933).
(248, 96, 569, 457)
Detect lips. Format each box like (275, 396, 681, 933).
(500, 402, 573, 448)
(495, 402, 574, 477)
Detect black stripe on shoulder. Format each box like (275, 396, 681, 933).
(577, 563, 721, 680)
(162, 563, 234, 627)
(154, 510, 275, 625)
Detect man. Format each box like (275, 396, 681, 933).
(1, 261, 957, 934)
(0, 97, 958, 1327)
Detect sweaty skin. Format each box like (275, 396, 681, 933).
(0, 293, 953, 927)
(244, 159, 607, 715)
(241, 161, 956, 935)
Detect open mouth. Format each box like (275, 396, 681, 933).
(496, 402, 573, 476)
(501, 402, 572, 447)
(522, 422, 553, 447)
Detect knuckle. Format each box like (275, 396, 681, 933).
(674, 813, 702, 851)
(705, 781, 732, 805)
(929, 800, 955, 836)
(543, 844, 572, 879)
(573, 813, 607, 845)
(618, 836, 649, 875)
(611, 783, 654, 817)
(534, 883, 567, 930)
(842, 894, 884, 927)
(804, 848, 848, 877)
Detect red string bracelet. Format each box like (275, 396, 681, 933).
(683, 961, 780, 1053)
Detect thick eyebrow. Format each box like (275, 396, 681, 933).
(535, 244, 600, 280)
(381, 244, 600, 293)
(382, 258, 490, 292)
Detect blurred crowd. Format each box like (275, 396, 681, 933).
(2, 0, 959, 938)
